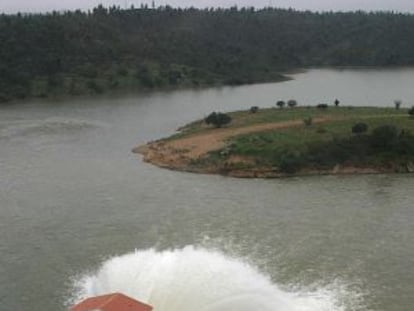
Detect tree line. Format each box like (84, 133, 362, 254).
(2, 5, 414, 102)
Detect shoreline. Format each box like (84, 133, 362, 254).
(0, 72, 292, 105)
(134, 143, 414, 179)
(7, 66, 414, 105)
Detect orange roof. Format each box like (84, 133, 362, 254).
(71, 293, 153, 311)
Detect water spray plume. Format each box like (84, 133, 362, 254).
(74, 246, 345, 311)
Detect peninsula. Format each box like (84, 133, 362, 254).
(134, 105, 414, 178)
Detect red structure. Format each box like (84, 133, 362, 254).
(71, 293, 153, 311)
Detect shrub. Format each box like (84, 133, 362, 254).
(136, 64, 155, 88)
(303, 116, 313, 126)
(352, 122, 368, 134)
(317, 103, 328, 109)
(276, 100, 285, 108)
(205, 112, 232, 128)
(306, 137, 369, 167)
(370, 125, 399, 150)
(109, 78, 119, 89)
(117, 67, 129, 76)
(278, 151, 303, 174)
(10, 84, 29, 98)
(316, 127, 327, 134)
(250, 106, 259, 113)
(0, 93, 10, 102)
(168, 68, 182, 85)
(87, 80, 103, 93)
(287, 99, 297, 108)
(77, 63, 98, 78)
(397, 130, 414, 154)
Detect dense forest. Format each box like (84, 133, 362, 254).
(2, 5, 414, 102)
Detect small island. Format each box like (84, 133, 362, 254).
(134, 104, 414, 178)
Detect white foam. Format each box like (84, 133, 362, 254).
(73, 246, 347, 311)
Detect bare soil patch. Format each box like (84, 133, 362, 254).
(134, 117, 331, 172)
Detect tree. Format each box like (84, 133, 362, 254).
(205, 112, 232, 128)
(250, 106, 259, 113)
(136, 64, 155, 88)
(276, 100, 286, 108)
(287, 99, 297, 108)
(394, 100, 401, 110)
(352, 122, 368, 134)
(334, 99, 340, 107)
(408, 106, 414, 117)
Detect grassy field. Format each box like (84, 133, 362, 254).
(230, 108, 411, 153)
(180, 106, 412, 136)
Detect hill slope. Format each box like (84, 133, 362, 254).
(3, 6, 414, 101)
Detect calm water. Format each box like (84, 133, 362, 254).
(0, 68, 413, 311)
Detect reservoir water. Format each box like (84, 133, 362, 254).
(0, 68, 413, 311)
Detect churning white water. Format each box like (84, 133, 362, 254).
(74, 246, 347, 311)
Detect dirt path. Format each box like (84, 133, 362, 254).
(134, 117, 331, 169)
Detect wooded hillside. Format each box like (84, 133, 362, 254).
(2, 6, 414, 102)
